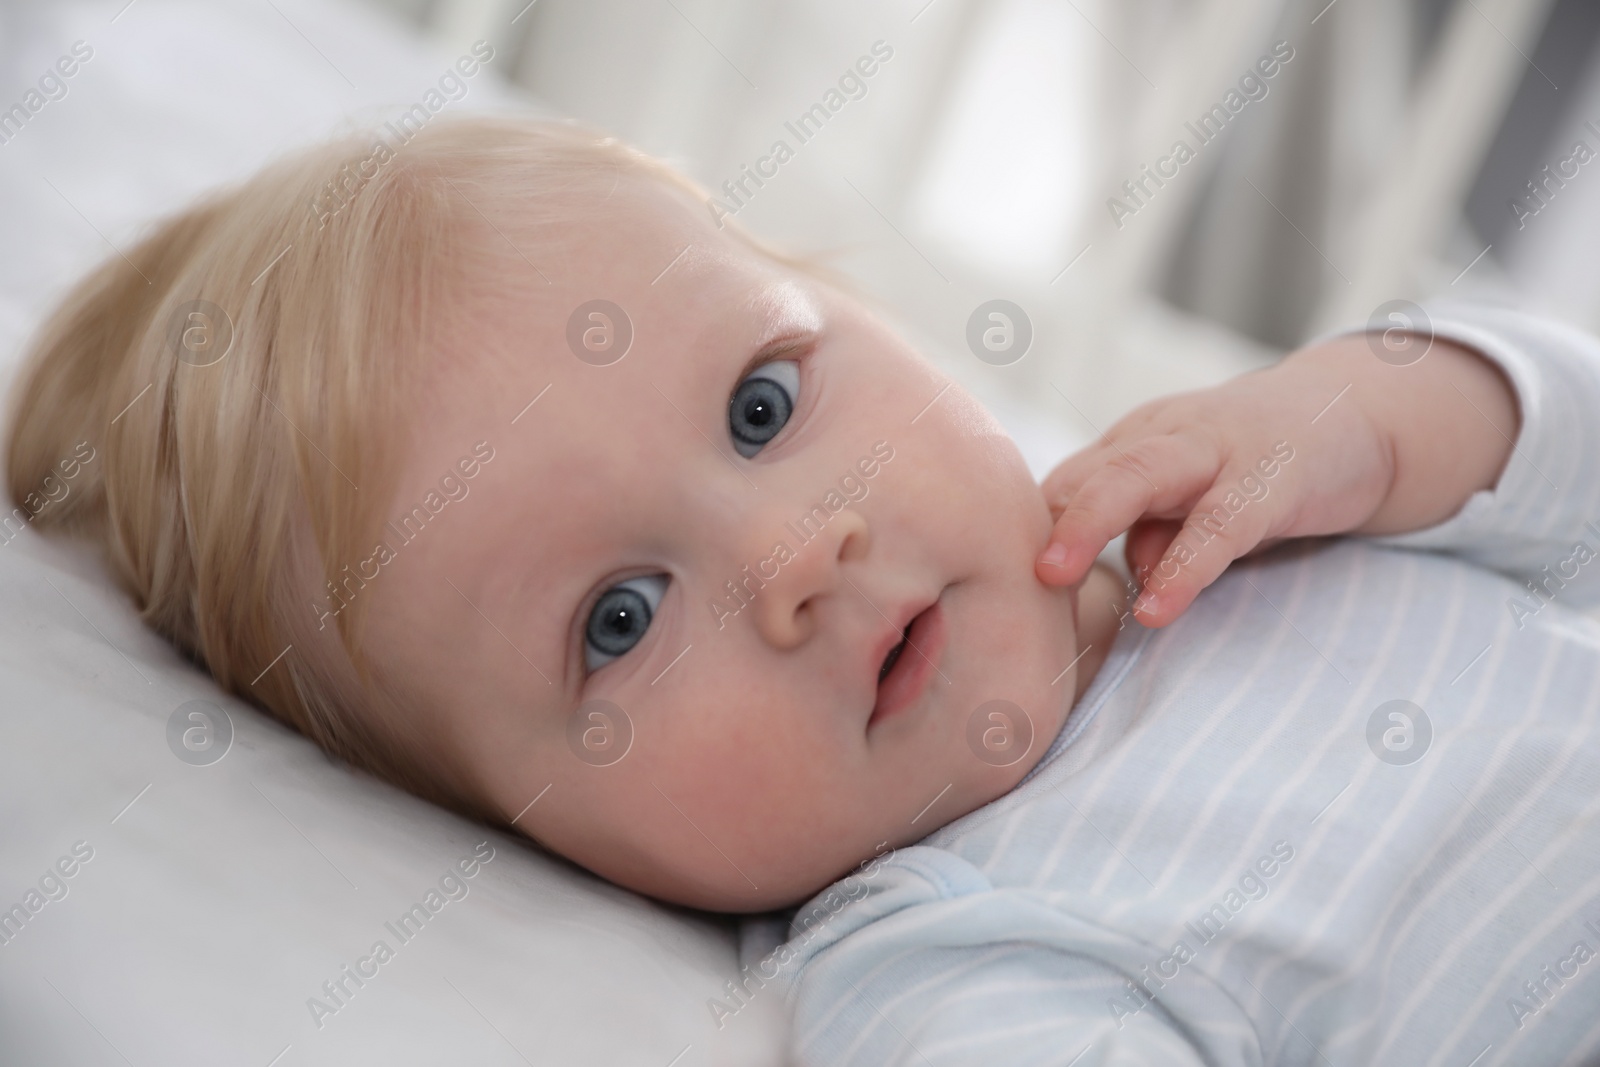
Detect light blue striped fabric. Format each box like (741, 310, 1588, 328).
(767, 303, 1600, 1067)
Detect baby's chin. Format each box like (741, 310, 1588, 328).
(623, 842, 873, 914)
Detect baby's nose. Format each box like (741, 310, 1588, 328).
(734, 505, 870, 651)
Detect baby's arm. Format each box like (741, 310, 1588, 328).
(786, 852, 1239, 1066)
(798, 944, 1218, 1066)
(1037, 302, 1600, 626)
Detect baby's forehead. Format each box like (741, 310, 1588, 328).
(443, 178, 794, 349)
(443, 211, 820, 394)
(400, 205, 825, 516)
(509, 172, 736, 286)
(395, 165, 833, 480)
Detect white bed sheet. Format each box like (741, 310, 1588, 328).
(0, 1, 785, 1063)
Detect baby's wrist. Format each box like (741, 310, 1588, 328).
(1291, 330, 1517, 537)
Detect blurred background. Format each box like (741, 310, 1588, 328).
(1, 0, 1595, 470)
(378, 0, 1600, 471)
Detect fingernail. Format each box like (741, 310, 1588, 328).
(1040, 542, 1068, 567)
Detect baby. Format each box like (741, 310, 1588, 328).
(8, 115, 1600, 1065)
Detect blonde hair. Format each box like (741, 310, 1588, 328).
(5, 113, 847, 824)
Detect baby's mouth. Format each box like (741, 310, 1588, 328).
(878, 628, 910, 682)
(870, 595, 947, 728)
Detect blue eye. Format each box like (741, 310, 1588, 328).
(729, 360, 800, 458)
(584, 574, 669, 672)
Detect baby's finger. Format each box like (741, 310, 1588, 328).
(1036, 435, 1221, 585)
(1040, 398, 1180, 504)
(1041, 441, 1116, 518)
(1130, 476, 1279, 626)
(1124, 518, 1181, 585)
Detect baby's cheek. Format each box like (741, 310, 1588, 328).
(661, 689, 815, 805)
(669, 698, 776, 785)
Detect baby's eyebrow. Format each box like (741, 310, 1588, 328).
(733, 330, 816, 384)
(736, 278, 824, 376)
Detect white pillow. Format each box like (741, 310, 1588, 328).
(0, 2, 785, 1063)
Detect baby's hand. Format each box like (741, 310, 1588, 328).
(1034, 331, 1519, 627)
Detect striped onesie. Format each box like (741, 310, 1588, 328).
(764, 303, 1600, 1066)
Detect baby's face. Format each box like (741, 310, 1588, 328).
(364, 176, 1083, 911)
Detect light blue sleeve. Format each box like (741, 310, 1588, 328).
(781, 848, 1258, 1067)
(1322, 301, 1600, 610)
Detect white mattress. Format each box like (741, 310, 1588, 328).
(0, 2, 784, 1063)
